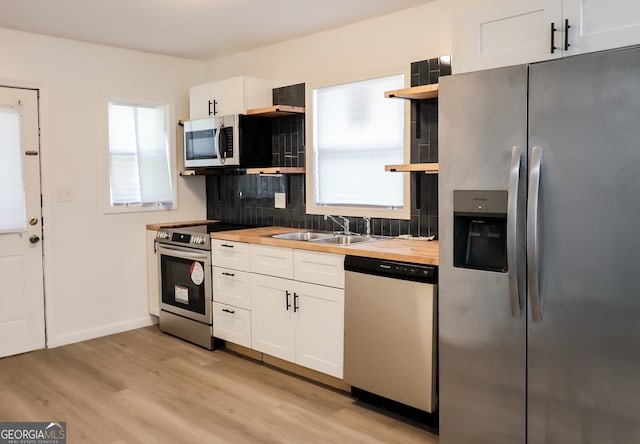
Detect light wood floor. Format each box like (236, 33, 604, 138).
(0, 326, 438, 443)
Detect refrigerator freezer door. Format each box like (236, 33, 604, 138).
(528, 47, 640, 443)
(439, 65, 528, 444)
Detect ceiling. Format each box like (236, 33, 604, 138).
(0, 0, 436, 61)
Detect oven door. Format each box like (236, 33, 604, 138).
(158, 244, 211, 324)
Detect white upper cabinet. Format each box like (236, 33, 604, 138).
(189, 76, 272, 119)
(453, 0, 562, 74)
(563, 0, 640, 56)
(453, 0, 640, 74)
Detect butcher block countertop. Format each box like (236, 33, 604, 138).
(211, 226, 439, 266)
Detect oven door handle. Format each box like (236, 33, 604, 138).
(157, 245, 210, 262)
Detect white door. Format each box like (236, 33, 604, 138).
(563, 0, 640, 55)
(0, 86, 45, 358)
(453, 0, 562, 74)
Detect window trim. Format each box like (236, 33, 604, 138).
(305, 68, 411, 220)
(102, 98, 178, 215)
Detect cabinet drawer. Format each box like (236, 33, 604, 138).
(212, 266, 251, 309)
(250, 245, 294, 279)
(213, 302, 251, 349)
(294, 250, 345, 288)
(211, 240, 250, 271)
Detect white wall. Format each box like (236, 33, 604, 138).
(204, 0, 488, 87)
(0, 27, 208, 347)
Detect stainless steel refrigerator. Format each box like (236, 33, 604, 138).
(438, 46, 640, 444)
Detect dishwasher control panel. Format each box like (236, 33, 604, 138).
(344, 256, 437, 284)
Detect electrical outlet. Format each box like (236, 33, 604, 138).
(274, 192, 286, 209)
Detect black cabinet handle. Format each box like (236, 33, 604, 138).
(221, 272, 235, 277)
(550, 22, 557, 54)
(222, 308, 235, 314)
(564, 19, 571, 51)
(221, 244, 234, 248)
(285, 290, 291, 311)
(208, 100, 219, 116)
(293, 293, 299, 312)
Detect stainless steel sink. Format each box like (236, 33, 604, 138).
(310, 235, 379, 245)
(271, 231, 333, 241)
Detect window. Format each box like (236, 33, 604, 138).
(0, 107, 26, 232)
(308, 73, 408, 219)
(107, 101, 174, 210)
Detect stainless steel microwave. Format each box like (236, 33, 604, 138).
(184, 115, 239, 168)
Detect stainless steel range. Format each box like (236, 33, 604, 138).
(155, 223, 250, 350)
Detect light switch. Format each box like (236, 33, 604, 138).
(55, 186, 73, 202)
(274, 192, 286, 209)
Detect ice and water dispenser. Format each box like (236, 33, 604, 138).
(453, 190, 508, 272)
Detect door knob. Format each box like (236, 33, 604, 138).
(29, 235, 40, 244)
(29, 217, 38, 226)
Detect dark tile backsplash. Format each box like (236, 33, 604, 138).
(207, 60, 449, 238)
(273, 83, 305, 107)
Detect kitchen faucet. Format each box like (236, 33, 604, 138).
(363, 216, 371, 236)
(324, 215, 351, 235)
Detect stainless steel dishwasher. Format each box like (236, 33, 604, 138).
(344, 255, 438, 413)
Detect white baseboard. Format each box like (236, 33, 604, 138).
(47, 316, 156, 348)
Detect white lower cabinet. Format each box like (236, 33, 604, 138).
(250, 244, 294, 279)
(293, 281, 344, 377)
(211, 241, 346, 378)
(212, 241, 253, 348)
(250, 273, 345, 378)
(212, 302, 252, 349)
(146, 230, 160, 316)
(250, 275, 296, 361)
(212, 266, 251, 310)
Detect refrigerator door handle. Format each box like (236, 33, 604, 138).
(507, 145, 523, 318)
(528, 146, 543, 323)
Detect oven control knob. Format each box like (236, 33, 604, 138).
(193, 236, 204, 244)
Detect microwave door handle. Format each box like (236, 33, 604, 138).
(215, 121, 224, 165)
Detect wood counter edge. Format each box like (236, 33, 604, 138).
(211, 227, 439, 266)
(146, 220, 218, 231)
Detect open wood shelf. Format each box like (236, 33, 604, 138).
(245, 167, 305, 175)
(179, 167, 246, 176)
(246, 105, 305, 117)
(384, 83, 439, 100)
(385, 163, 439, 173)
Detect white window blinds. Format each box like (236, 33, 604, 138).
(312, 74, 405, 208)
(0, 107, 27, 233)
(108, 102, 173, 206)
